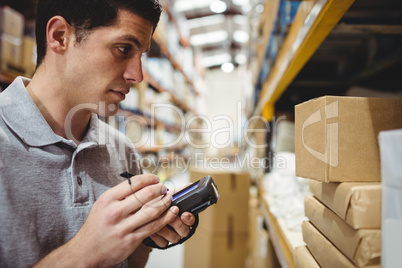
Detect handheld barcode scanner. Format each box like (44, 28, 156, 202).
(142, 175, 219, 248)
(120, 173, 219, 249)
(170, 175, 219, 216)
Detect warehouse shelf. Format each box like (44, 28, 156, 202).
(117, 107, 183, 134)
(152, 31, 199, 96)
(152, 0, 200, 96)
(0, 71, 17, 85)
(253, 0, 355, 120)
(159, 0, 191, 48)
(259, 186, 305, 268)
(143, 71, 194, 114)
(137, 145, 187, 154)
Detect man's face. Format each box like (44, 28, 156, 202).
(62, 10, 153, 116)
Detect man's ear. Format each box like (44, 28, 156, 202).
(46, 16, 72, 54)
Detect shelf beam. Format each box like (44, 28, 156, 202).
(0, 71, 22, 85)
(254, 0, 355, 120)
(153, 30, 199, 96)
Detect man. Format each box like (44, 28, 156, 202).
(0, 0, 195, 267)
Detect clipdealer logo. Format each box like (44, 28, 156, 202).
(301, 101, 339, 167)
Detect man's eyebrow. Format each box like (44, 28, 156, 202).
(119, 34, 150, 52)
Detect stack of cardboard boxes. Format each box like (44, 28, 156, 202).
(293, 96, 402, 267)
(0, 6, 24, 72)
(184, 169, 251, 268)
(0, 6, 36, 77)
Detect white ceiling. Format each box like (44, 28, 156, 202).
(172, 0, 265, 69)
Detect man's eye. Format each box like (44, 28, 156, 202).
(117, 46, 131, 55)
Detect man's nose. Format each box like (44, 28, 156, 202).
(123, 57, 143, 84)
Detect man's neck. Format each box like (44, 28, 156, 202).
(26, 70, 91, 142)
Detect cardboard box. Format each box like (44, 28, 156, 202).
(184, 228, 248, 268)
(0, 6, 24, 38)
(309, 180, 381, 229)
(304, 195, 381, 266)
(189, 169, 250, 233)
(246, 194, 258, 267)
(302, 221, 380, 268)
(0, 33, 22, 71)
(295, 96, 402, 182)
(21, 36, 36, 77)
(294, 245, 320, 268)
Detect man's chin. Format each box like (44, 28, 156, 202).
(95, 102, 120, 117)
(98, 108, 119, 117)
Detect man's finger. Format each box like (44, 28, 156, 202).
(121, 183, 168, 215)
(155, 224, 181, 244)
(127, 205, 179, 242)
(126, 191, 174, 231)
(149, 234, 169, 248)
(107, 174, 161, 200)
(167, 216, 191, 238)
(180, 212, 196, 226)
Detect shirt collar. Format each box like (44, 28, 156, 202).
(81, 113, 108, 146)
(0, 76, 105, 148)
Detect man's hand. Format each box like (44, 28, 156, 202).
(34, 174, 178, 268)
(148, 212, 196, 248)
(147, 183, 197, 248)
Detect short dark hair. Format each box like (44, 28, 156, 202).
(35, 0, 162, 67)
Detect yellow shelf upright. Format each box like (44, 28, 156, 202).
(256, 0, 355, 121)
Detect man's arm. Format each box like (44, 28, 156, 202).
(33, 174, 178, 268)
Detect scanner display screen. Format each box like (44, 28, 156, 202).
(172, 184, 198, 201)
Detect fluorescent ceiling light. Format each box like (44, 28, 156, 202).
(210, 1, 228, 14)
(190, 30, 229, 46)
(174, 0, 215, 12)
(256, 4, 264, 13)
(221, 62, 234, 73)
(188, 14, 226, 29)
(233, 30, 249, 43)
(201, 53, 232, 67)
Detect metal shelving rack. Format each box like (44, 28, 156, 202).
(253, 0, 355, 120)
(251, 0, 356, 266)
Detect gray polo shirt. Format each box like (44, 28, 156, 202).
(0, 77, 142, 267)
